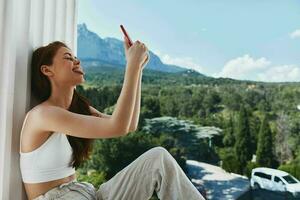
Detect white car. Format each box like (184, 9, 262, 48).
(250, 167, 300, 197)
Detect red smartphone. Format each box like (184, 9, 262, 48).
(120, 25, 133, 47)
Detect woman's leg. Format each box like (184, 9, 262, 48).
(96, 146, 205, 200)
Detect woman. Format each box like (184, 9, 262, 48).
(19, 37, 205, 200)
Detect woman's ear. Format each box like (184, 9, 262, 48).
(40, 65, 54, 77)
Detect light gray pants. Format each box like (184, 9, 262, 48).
(34, 147, 205, 200)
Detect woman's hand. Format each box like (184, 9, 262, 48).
(141, 52, 150, 71)
(124, 36, 149, 71)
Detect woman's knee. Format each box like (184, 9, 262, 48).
(149, 146, 169, 155)
(148, 147, 182, 175)
(148, 146, 174, 162)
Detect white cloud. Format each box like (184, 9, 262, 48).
(156, 52, 205, 73)
(154, 52, 300, 82)
(217, 54, 271, 80)
(290, 29, 300, 39)
(258, 65, 300, 82)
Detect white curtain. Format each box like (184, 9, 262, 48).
(0, 0, 77, 199)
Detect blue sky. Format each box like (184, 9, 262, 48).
(78, 0, 300, 82)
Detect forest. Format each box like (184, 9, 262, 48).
(75, 65, 300, 194)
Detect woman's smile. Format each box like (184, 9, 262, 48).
(72, 67, 85, 75)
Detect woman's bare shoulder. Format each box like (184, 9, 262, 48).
(23, 103, 57, 130)
(27, 104, 44, 113)
(20, 104, 52, 150)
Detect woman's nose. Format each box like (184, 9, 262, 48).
(75, 58, 80, 65)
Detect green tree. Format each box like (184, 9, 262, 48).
(256, 115, 276, 167)
(248, 112, 260, 155)
(275, 112, 293, 164)
(203, 90, 222, 114)
(87, 131, 156, 179)
(235, 106, 252, 174)
(222, 88, 241, 111)
(76, 170, 106, 188)
(160, 96, 180, 116)
(142, 96, 161, 118)
(278, 152, 300, 180)
(223, 115, 235, 147)
(218, 147, 239, 173)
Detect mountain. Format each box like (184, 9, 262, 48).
(77, 23, 203, 74)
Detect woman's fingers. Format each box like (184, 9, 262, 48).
(142, 43, 146, 50)
(141, 52, 150, 68)
(124, 36, 130, 50)
(126, 39, 149, 68)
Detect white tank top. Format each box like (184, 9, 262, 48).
(19, 132, 76, 183)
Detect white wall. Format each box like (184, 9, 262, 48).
(0, 0, 78, 199)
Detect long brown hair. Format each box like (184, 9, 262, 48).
(30, 41, 94, 169)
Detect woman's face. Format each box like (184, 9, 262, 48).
(41, 46, 85, 86)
